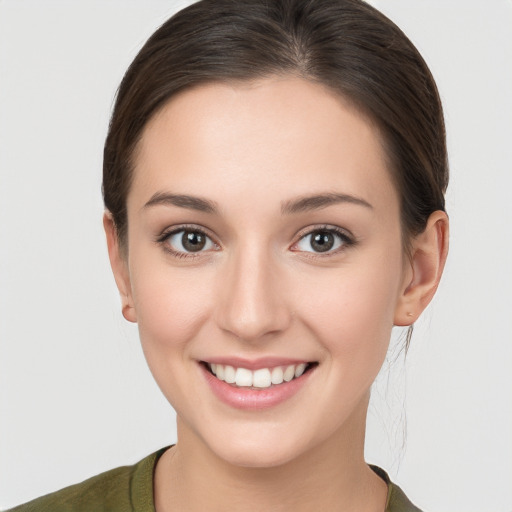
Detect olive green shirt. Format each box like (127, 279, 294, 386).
(8, 448, 422, 511)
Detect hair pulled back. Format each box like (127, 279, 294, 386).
(103, 0, 448, 247)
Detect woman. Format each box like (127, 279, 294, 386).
(9, 0, 449, 510)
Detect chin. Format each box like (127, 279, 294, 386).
(216, 440, 302, 469)
(197, 422, 319, 469)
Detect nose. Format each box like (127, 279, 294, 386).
(215, 243, 291, 342)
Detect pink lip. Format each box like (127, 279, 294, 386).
(199, 361, 315, 410)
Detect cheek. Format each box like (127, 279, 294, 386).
(293, 248, 404, 370)
(128, 260, 218, 415)
(130, 258, 214, 358)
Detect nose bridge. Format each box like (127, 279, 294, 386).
(215, 239, 290, 341)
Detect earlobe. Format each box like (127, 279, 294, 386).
(103, 212, 137, 323)
(394, 210, 449, 326)
(121, 303, 137, 323)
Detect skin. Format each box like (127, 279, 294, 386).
(105, 77, 448, 511)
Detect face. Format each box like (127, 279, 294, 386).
(112, 77, 414, 467)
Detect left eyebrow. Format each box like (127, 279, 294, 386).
(281, 192, 373, 215)
(142, 192, 218, 214)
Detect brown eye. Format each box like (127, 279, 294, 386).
(294, 228, 352, 254)
(310, 231, 335, 252)
(165, 229, 215, 254)
(182, 231, 206, 252)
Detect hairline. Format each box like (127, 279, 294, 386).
(115, 74, 412, 255)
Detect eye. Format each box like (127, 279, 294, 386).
(162, 228, 216, 255)
(293, 228, 353, 254)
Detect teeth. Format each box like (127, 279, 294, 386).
(253, 368, 271, 388)
(271, 366, 284, 385)
(283, 365, 295, 382)
(235, 368, 253, 387)
(224, 365, 236, 384)
(208, 362, 310, 389)
(295, 363, 307, 378)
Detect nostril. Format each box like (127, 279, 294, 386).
(214, 269, 292, 341)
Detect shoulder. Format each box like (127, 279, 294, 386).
(7, 448, 168, 512)
(370, 465, 423, 512)
(387, 482, 423, 512)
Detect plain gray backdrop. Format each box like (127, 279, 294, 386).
(1, 1, 511, 510)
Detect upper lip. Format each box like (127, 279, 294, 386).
(201, 356, 313, 371)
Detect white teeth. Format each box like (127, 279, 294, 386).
(295, 363, 307, 378)
(208, 362, 311, 388)
(283, 365, 295, 382)
(253, 368, 271, 388)
(224, 365, 236, 384)
(235, 368, 253, 387)
(271, 366, 284, 385)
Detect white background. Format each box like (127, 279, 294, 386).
(1, 1, 511, 510)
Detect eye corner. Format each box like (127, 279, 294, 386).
(156, 224, 220, 259)
(291, 225, 356, 256)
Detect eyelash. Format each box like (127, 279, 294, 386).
(156, 224, 356, 259)
(156, 224, 217, 259)
(291, 225, 356, 258)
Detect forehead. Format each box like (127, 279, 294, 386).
(130, 77, 398, 215)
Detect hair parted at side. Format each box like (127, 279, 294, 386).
(103, 0, 448, 248)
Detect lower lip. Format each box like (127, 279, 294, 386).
(200, 363, 314, 410)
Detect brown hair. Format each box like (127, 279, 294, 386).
(103, 0, 448, 248)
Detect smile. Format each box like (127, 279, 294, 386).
(205, 362, 315, 389)
(200, 358, 318, 409)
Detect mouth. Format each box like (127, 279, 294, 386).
(201, 361, 318, 390)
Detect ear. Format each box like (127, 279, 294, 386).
(394, 210, 449, 326)
(103, 212, 137, 323)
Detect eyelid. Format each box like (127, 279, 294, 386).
(156, 224, 220, 257)
(156, 223, 355, 258)
(290, 225, 356, 255)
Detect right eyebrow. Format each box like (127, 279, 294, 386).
(281, 192, 373, 215)
(142, 192, 218, 214)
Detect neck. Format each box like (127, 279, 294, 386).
(154, 395, 387, 512)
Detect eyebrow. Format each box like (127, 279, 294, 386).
(142, 191, 373, 215)
(143, 192, 218, 213)
(281, 192, 373, 215)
